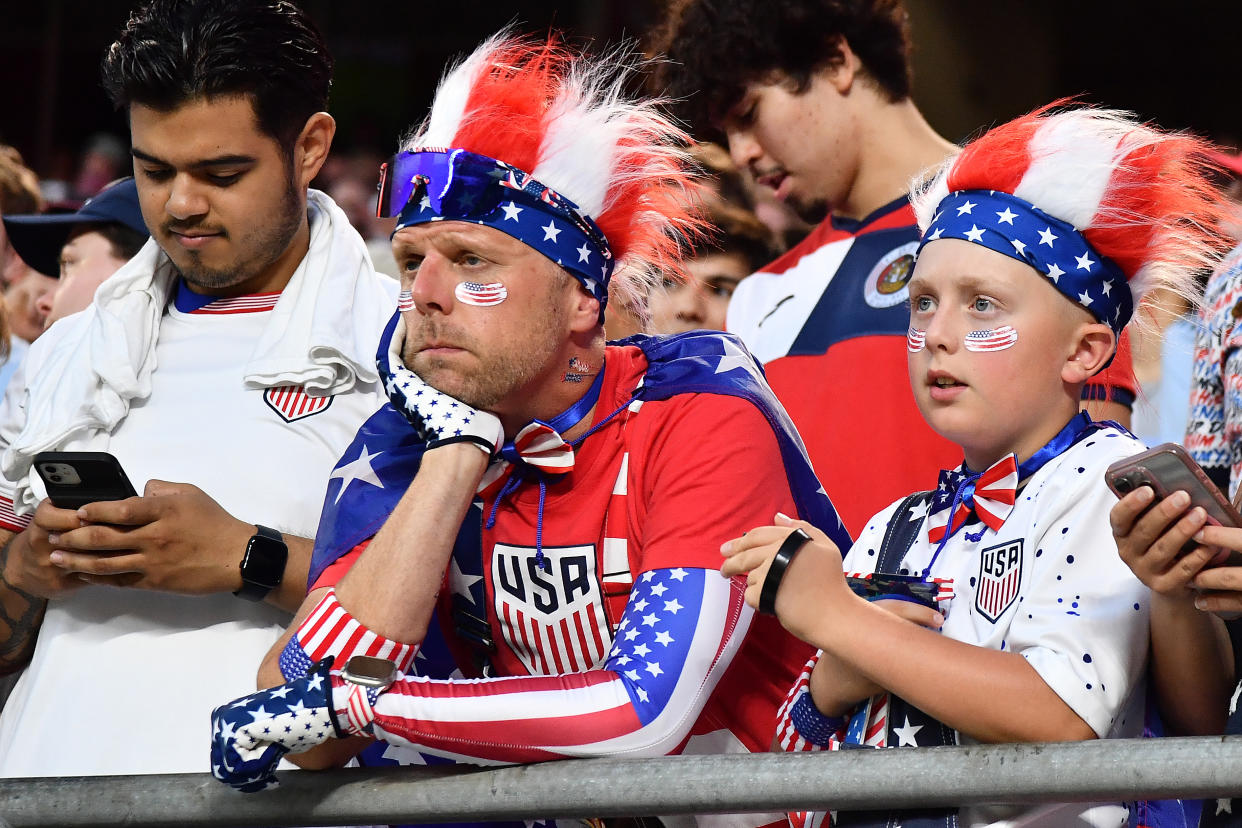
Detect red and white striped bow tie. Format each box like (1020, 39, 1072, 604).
(499, 421, 575, 473)
(926, 453, 1018, 543)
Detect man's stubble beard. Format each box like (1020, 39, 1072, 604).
(170, 175, 303, 291)
(404, 279, 570, 411)
(788, 195, 830, 226)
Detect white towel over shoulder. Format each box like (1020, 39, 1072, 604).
(0, 188, 397, 512)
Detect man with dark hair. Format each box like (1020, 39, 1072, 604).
(0, 0, 395, 776)
(652, 0, 1137, 534)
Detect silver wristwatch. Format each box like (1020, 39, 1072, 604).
(341, 655, 400, 691)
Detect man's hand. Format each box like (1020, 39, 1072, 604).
(2, 501, 90, 599)
(385, 362, 503, 455)
(211, 659, 342, 792)
(42, 480, 252, 594)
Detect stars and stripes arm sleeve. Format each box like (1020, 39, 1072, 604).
(336, 566, 751, 764)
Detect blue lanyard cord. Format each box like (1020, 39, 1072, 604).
(484, 363, 633, 572)
(922, 411, 1096, 576)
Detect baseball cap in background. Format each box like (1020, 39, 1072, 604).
(3, 177, 148, 278)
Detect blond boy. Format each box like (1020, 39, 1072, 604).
(722, 105, 1230, 827)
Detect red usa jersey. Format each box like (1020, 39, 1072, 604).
(319, 344, 814, 780)
(461, 345, 812, 754)
(727, 196, 1137, 536)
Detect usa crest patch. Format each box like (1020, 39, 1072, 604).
(491, 542, 611, 674)
(264, 386, 333, 423)
(976, 539, 1022, 622)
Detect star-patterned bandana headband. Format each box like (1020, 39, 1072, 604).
(377, 148, 613, 308)
(919, 190, 1134, 335)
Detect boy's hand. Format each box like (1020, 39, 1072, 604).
(720, 512, 850, 642)
(1110, 487, 1218, 596)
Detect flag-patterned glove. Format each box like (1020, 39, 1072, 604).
(211, 659, 342, 792)
(384, 363, 503, 455)
(379, 315, 503, 456)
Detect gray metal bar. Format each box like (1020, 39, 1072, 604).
(4, 737, 1242, 827)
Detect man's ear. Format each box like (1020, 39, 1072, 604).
(1063, 322, 1117, 384)
(826, 36, 862, 95)
(568, 284, 603, 336)
(293, 112, 336, 189)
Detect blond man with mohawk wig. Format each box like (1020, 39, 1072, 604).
(722, 103, 1233, 828)
(211, 33, 849, 825)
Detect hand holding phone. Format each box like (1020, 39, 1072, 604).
(1106, 443, 1242, 568)
(34, 452, 137, 510)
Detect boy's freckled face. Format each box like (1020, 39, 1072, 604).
(907, 239, 1087, 468)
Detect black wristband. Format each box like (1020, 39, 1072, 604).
(759, 528, 811, 615)
(426, 433, 494, 453)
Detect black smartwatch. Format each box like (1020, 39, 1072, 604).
(234, 524, 288, 602)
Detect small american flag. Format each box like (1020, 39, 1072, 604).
(963, 325, 1018, 352)
(455, 281, 508, 306)
(397, 289, 415, 312)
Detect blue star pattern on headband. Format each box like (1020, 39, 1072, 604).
(386, 149, 613, 308)
(920, 190, 1134, 334)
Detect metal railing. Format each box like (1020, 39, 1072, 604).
(4, 736, 1242, 827)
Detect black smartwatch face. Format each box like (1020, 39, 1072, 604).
(242, 534, 286, 589)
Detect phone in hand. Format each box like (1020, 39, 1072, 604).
(34, 451, 137, 510)
(1105, 442, 1242, 566)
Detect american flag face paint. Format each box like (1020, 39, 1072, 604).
(964, 325, 1018, 352)
(397, 289, 415, 312)
(455, 281, 508, 307)
(907, 327, 926, 352)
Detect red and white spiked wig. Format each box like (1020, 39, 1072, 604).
(911, 103, 1231, 333)
(393, 32, 705, 321)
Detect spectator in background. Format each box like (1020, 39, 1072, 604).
(649, 203, 772, 334)
(0, 147, 43, 291)
(649, 188, 775, 334)
(0, 0, 395, 778)
(652, 0, 1139, 534)
(3, 177, 148, 332)
(1131, 151, 1242, 448)
(0, 147, 40, 390)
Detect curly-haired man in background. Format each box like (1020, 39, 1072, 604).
(651, 0, 1137, 534)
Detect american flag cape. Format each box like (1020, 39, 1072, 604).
(616, 330, 851, 553)
(304, 330, 850, 821)
(309, 328, 850, 610)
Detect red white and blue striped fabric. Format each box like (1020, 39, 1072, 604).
(188, 293, 281, 314)
(362, 567, 748, 764)
(295, 588, 419, 672)
(963, 325, 1018, 352)
(0, 495, 31, 533)
(506, 421, 575, 473)
(774, 654, 823, 752)
(926, 453, 1018, 543)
